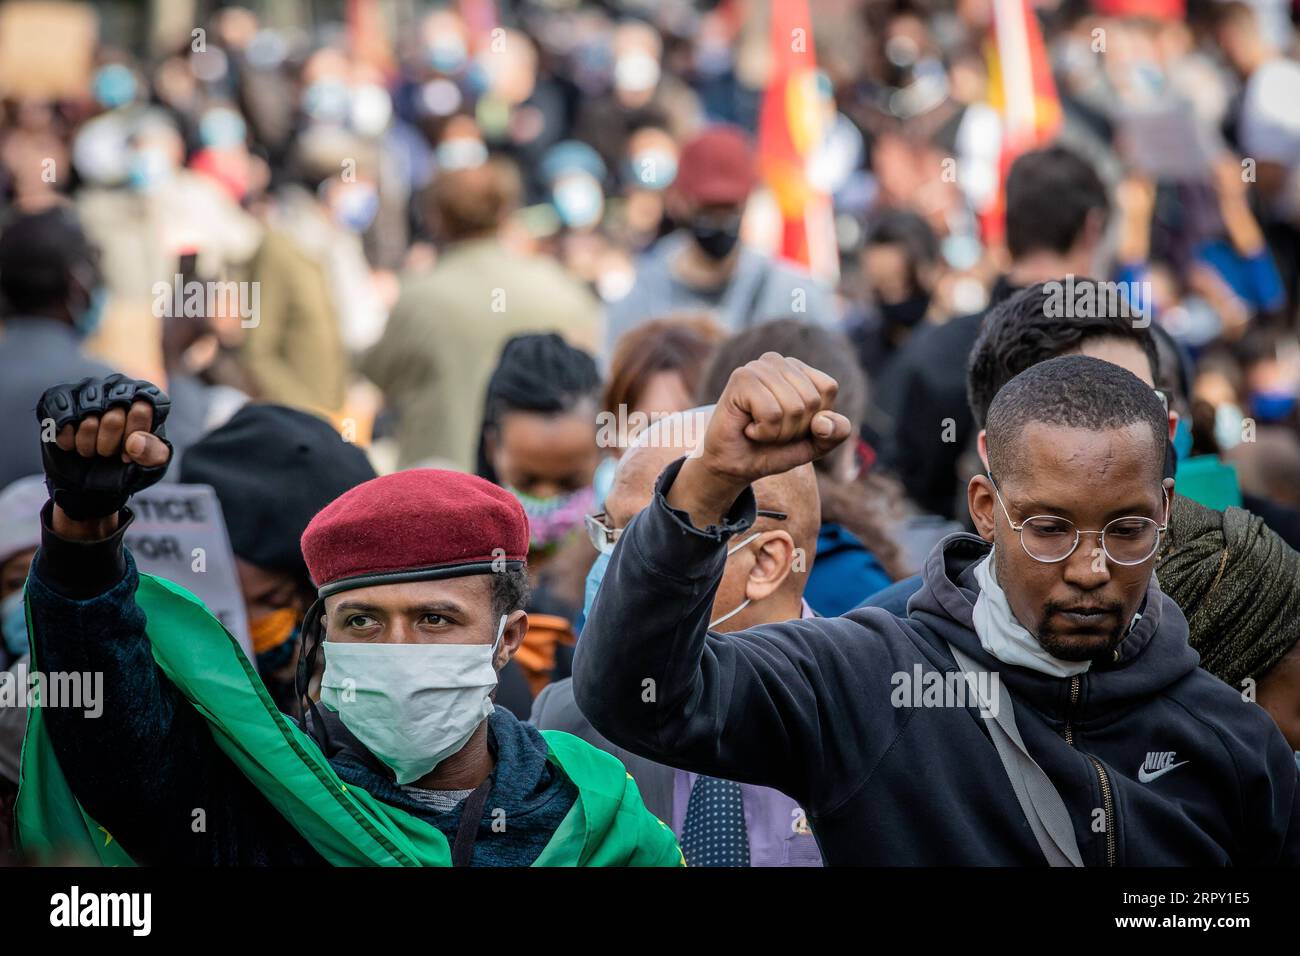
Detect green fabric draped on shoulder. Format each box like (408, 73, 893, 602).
(16, 573, 683, 868)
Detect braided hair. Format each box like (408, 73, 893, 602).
(476, 332, 602, 484)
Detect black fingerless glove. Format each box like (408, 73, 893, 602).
(36, 374, 173, 521)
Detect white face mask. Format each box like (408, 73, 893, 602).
(319, 616, 506, 785)
(709, 532, 761, 629)
(972, 552, 1091, 678)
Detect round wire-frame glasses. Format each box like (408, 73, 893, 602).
(989, 475, 1170, 566)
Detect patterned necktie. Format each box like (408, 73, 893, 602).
(679, 775, 750, 867)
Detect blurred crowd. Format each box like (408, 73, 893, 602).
(1, 0, 1300, 866)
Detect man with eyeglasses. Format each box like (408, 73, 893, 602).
(865, 280, 1300, 755)
(535, 407, 826, 866)
(573, 351, 1300, 865)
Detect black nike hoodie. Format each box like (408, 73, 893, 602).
(573, 458, 1300, 865)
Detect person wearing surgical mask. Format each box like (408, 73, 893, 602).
(476, 334, 603, 710)
(535, 407, 826, 866)
(847, 210, 943, 379)
(478, 333, 603, 565)
(0, 207, 118, 491)
(606, 126, 837, 355)
(22, 388, 679, 865)
(178, 404, 376, 716)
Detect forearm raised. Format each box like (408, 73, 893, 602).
(30, 507, 257, 861)
(573, 459, 821, 795)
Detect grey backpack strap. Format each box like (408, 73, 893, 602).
(947, 641, 1085, 867)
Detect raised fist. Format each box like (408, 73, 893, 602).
(36, 375, 173, 521)
(698, 352, 852, 486)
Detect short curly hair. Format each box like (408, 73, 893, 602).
(986, 355, 1168, 486)
(967, 280, 1161, 429)
(491, 566, 531, 620)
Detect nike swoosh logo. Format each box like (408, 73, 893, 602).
(1137, 760, 1189, 783)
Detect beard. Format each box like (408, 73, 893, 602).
(1035, 600, 1127, 661)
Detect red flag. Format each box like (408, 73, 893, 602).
(347, 0, 395, 76)
(979, 0, 1062, 245)
(758, 0, 837, 280)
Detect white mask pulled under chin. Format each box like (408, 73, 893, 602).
(709, 531, 762, 629)
(319, 615, 506, 785)
(972, 552, 1091, 678)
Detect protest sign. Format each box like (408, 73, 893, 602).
(125, 484, 253, 661)
(0, 2, 97, 100)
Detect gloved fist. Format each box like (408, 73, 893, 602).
(36, 374, 173, 521)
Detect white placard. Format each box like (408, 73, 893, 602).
(125, 484, 253, 661)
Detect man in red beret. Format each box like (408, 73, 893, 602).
(606, 125, 837, 353)
(15, 375, 681, 867)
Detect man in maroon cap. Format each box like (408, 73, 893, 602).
(16, 374, 680, 867)
(606, 124, 836, 354)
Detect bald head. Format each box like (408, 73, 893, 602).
(605, 409, 821, 616)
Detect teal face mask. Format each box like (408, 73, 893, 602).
(509, 485, 596, 553)
(1214, 403, 1245, 451)
(582, 550, 610, 626)
(1172, 417, 1193, 463)
(2, 589, 28, 658)
(74, 286, 109, 338)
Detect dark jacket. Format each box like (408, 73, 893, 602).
(26, 507, 575, 866)
(0, 318, 116, 489)
(573, 458, 1300, 865)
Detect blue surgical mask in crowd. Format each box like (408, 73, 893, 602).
(582, 549, 611, 625)
(552, 174, 604, 229)
(1172, 417, 1194, 462)
(302, 79, 351, 123)
(69, 261, 107, 338)
(435, 138, 488, 171)
(73, 285, 109, 338)
(1214, 403, 1245, 451)
(585, 528, 763, 630)
(1, 589, 28, 658)
(199, 108, 248, 149)
(127, 146, 175, 192)
(592, 456, 616, 510)
(626, 149, 677, 190)
(427, 35, 469, 74)
(330, 183, 380, 234)
(93, 64, 137, 109)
